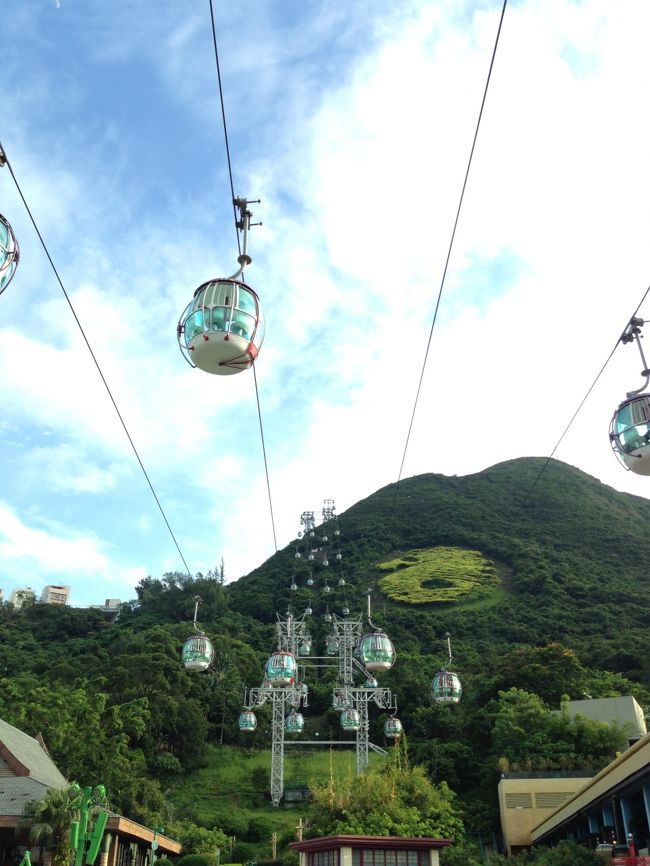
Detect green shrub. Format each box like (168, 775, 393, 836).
(230, 843, 258, 864)
(177, 855, 212, 866)
(250, 767, 269, 792)
(211, 809, 250, 837)
(247, 816, 274, 843)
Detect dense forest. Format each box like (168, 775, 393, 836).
(3, 457, 649, 863)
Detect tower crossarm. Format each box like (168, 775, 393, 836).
(370, 687, 395, 709)
(248, 686, 273, 707)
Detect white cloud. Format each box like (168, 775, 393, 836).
(21, 444, 120, 494)
(0, 502, 147, 593)
(4, 0, 650, 600)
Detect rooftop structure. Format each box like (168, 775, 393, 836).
(291, 835, 453, 866)
(563, 696, 647, 747)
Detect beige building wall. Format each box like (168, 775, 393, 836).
(294, 837, 450, 866)
(532, 734, 650, 844)
(40, 585, 71, 605)
(298, 846, 441, 866)
(499, 776, 593, 854)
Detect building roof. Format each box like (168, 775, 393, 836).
(0, 718, 67, 788)
(0, 718, 183, 854)
(106, 817, 182, 855)
(531, 731, 650, 844)
(291, 836, 453, 852)
(0, 777, 51, 823)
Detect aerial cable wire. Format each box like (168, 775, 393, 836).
(516, 282, 650, 512)
(392, 0, 508, 508)
(0, 140, 194, 579)
(207, 0, 278, 552)
(208, 0, 240, 252)
(253, 365, 278, 551)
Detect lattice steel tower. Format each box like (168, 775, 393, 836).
(240, 501, 401, 805)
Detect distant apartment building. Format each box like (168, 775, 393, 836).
(9, 587, 36, 608)
(90, 598, 122, 620)
(103, 598, 122, 610)
(40, 585, 71, 605)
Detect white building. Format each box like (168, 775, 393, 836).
(9, 588, 35, 609)
(39, 585, 71, 605)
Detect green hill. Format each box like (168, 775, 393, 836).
(229, 457, 650, 679)
(1, 456, 649, 854)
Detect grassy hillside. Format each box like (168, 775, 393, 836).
(376, 547, 501, 604)
(165, 745, 385, 859)
(228, 457, 650, 681)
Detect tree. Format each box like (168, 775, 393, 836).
(532, 840, 603, 864)
(18, 785, 82, 866)
(484, 840, 603, 865)
(307, 741, 464, 839)
(488, 688, 625, 772)
(494, 644, 588, 705)
(165, 820, 229, 862)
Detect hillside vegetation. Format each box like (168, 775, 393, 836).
(1, 457, 649, 859)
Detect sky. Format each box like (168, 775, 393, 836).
(2, 0, 650, 608)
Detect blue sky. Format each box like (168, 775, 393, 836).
(3, 0, 650, 607)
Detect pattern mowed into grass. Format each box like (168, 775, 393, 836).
(377, 546, 500, 604)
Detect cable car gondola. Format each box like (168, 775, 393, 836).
(384, 717, 403, 739)
(432, 632, 462, 704)
(610, 393, 650, 475)
(238, 710, 257, 732)
(341, 708, 360, 731)
(177, 277, 264, 375)
(0, 211, 19, 295)
(326, 635, 340, 656)
(286, 711, 305, 734)
(432, 669, 462, 704)
(182, 596, 215, 672)
(182, 634, 215, 672)
(265, 651, 297, 686)
(358, 631, 396, 673)
(610, 317, 650, 475)
(177, 198, 264, 375)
